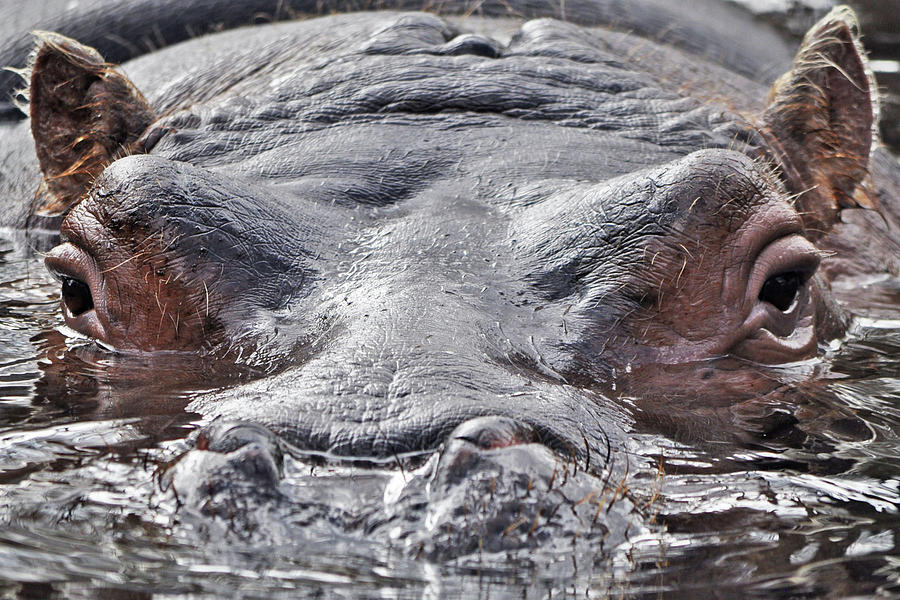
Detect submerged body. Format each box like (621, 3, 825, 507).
(2, 0, 898, 551)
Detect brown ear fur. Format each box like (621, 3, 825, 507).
(29, 32, 155, 216)
(760, 6, 878, 239)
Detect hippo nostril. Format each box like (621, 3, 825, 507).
(759, 271, 803, 312)
(61, 276, 94, 316)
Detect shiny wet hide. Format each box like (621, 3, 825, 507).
(1, 232, 898, 597)
(2, 1, 900, 597)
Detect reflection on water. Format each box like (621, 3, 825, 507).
(2, 214, 900, 600)
(3, 4, 900, 591)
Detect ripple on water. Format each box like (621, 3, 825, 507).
(1, 235, 900, 597)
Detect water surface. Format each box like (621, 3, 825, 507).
(3, 0, 900, 595)
(1, 220, 899, 600)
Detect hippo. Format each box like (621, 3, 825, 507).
(2, 0, 898, 558)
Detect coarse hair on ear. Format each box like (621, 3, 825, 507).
(760, 5, 878, 240)
(28, 31, 155, 216)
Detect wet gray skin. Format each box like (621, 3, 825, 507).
(5, 1, 899, 551)
(0, 0, 799, 120)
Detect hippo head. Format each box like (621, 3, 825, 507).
(31, 7, 889, 457)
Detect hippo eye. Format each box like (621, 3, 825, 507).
(758, 271, 803, 312)
(61, 276, 94, 316)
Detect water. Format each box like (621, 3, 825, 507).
(1, 223, 899, 599)
(3, 2, 900, 596)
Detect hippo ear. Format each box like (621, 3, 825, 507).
(760, 7, 877, 239)
(29, 32, 155, 215)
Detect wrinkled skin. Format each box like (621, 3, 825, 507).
(0, 0, 799, 120)
(4, 1, 899, 550)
